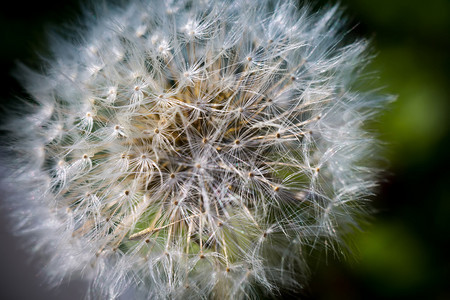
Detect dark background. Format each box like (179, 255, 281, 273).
(1, 0, 449, 299)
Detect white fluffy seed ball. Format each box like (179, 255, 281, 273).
(1, 0, 392, 299)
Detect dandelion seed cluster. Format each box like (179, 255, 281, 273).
(1, 0, 389, 299)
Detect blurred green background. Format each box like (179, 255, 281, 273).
(311, 0, 450, 299)
(0, 0, 449, 299)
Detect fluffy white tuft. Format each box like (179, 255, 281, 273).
(1, 0, 391, 299)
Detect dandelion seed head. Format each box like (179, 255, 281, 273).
(1, 0, 392, 299)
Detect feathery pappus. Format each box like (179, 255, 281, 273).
(0, 0, 391, 299)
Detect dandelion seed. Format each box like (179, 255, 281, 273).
(0, 0, 392, 299)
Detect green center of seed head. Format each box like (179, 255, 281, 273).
(116, 77, 293, 266)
